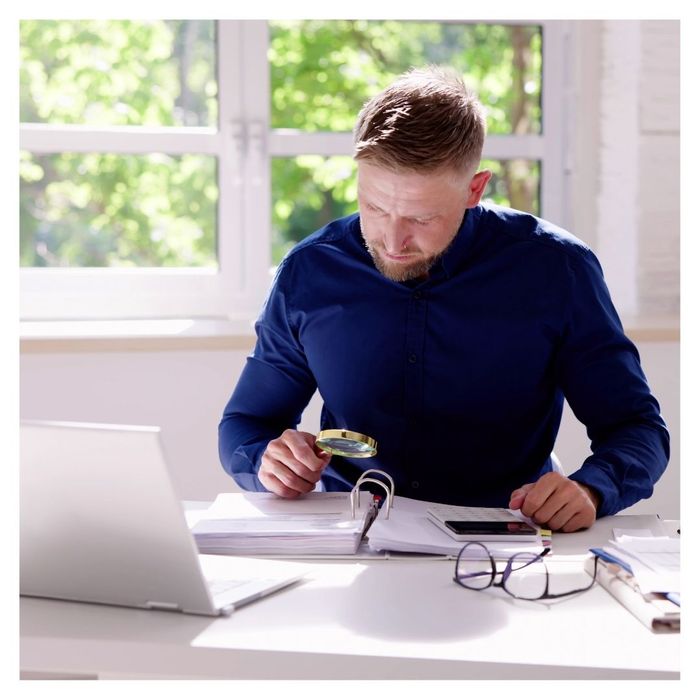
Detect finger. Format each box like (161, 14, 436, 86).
(509, 486, 531, 510)
(519, 477, 561, 519)
(531, 476, 591, 524)
(266, 441, 324, 483)
(283, 430, 332, 472)
(268, 460, 317, 493)
(559, 494, 598, 532)
(539, 488, 597, 531)
(560, 509, 595, 533)
(258, 470, 306, 499)
(260, 454, 317, 495)
(542, 501, 579, 531)
(530, 492, 570, 525)
(260, 467, 315, 497)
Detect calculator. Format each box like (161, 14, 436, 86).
(426, 504, 540, 541)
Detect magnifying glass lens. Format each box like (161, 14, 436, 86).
(316, 430, 377, 458)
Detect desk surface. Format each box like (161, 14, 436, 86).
(20, 513, 680, 680)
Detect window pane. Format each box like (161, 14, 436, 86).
(271, 157, 539, 265)
(271, 157, 357, 265)
(481, 159, 540, 216)
(269, 21, 541, 135)
(20, 20, 217, 127)
(20, 152, 217, 268)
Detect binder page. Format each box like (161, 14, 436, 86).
(202, 491, 371, 519)
(367, 495, 542, 558)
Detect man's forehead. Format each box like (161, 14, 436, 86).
(358, 161, 467, 189)
(358, 168, 460, 214)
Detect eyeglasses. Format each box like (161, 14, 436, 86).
(453, 541, 598, 601)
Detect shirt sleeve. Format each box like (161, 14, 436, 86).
(556, 248, 670, 517)
(218, 261, 317, 491)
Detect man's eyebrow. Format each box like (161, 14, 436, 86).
(361, 195, 439, 218)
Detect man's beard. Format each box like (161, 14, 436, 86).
(364, 244, 439, 282)
(361, 224, 459, 282)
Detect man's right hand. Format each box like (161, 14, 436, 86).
(258, 429, 332, 498)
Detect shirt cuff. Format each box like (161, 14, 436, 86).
(231, 439, 272, 492)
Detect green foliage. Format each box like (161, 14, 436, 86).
(20, 20, 541, 269)
(271, 156, 358, 263)
(20, 20, 217, 268)
(20, 152, 217, 267)
(20, 20, 216, 126)
(268, 21, 541, 135)
(482, 159, 540, 215)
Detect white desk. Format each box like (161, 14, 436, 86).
(20, 513, 680, 680)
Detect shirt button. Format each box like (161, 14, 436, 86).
(408, 353, 417, 363)
(411, 481, 420, 489)
(413, 291, 423, 300)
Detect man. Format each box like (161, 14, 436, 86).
(219, 66, 669, 532)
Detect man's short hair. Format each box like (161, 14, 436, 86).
(353, 65, 487, 175)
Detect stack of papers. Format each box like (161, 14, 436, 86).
(587, 529, 680, 632)
(604, 530, 680, 595)
(191, 491, 375, 555)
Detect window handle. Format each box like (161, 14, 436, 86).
(228, 120, 245, 187)
(246, 121, 266, 185)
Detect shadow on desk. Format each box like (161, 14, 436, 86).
(330, 564, 508, 641)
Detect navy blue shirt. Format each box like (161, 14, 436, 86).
(219, 204, 669, 517)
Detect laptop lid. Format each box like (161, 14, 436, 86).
(20, 420, 304, 616)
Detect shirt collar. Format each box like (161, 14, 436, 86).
(435, 204, 484, 280)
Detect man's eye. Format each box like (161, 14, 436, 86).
(413, 218, 431, 226)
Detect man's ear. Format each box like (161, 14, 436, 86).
(466, 170, 492, 208)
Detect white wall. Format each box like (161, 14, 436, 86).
(571, 20, 680, 317)
(20, 349, 245, 500)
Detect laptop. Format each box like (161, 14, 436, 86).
(20, 420, 308, 616)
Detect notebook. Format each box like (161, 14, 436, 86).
(20, 420, 308, 616)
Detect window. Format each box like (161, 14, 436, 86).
(20, 20, 568, 320)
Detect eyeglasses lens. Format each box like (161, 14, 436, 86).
(455, 542, 493, 590)
(503, 552, 548, 600)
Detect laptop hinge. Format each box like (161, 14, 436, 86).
(145, 600, 181, 611)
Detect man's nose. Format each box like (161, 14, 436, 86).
(383, 219, 409, 254)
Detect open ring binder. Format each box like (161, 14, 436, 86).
(350, 469, 395, 519)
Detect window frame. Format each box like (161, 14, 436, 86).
(19, 19, 570, 321)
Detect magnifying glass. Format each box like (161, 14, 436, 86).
(315, 429, 378, 458)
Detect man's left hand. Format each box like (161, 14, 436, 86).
(508, 472, 600, 532)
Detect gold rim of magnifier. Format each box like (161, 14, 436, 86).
(316, 429, 378, 457)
